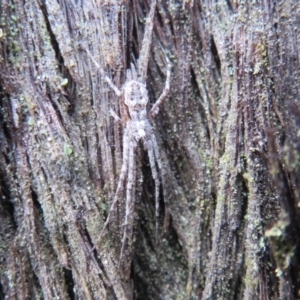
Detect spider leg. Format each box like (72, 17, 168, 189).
(99, 130, 129, 242)
(104, 76, 122, 97)
(147, 137, 160, 243)
(137, 0, 157, 81)
(150, 131, 170, 226)
(150, 132, 164, 180)
(149, 57, 171, 117)
(84, 47, 122, 97)
(120, 140, 136, 262)
(109, 108, 122, 124)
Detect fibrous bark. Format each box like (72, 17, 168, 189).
(0, 0, 300, 299)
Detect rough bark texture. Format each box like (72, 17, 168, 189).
(1, 0, 300, 299)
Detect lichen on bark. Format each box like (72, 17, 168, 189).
(1, 0, 300, 299)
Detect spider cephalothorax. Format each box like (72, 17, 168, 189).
(123, 65, 151, 140)
(124, 66, 148, 115)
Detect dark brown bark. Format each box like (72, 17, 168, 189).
(1, 0, 300, 299)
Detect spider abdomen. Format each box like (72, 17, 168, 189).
(127, 119, 152, 141)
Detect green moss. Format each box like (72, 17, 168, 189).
(242, 172, 253, 184)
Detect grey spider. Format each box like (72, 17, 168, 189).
(87, 0, 171, 262)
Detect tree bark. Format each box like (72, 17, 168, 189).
(1, 0, 300, 299)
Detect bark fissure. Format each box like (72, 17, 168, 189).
(1, 0, 300, 299)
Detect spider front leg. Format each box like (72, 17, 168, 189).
(149, 57, 171, 117)
(84, 47, 122, 97)
(109, 108, 122, 124)
(104, 76, 122, 97)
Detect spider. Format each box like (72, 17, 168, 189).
(86, 0, 171, 262)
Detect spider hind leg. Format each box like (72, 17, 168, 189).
(146, 137, 161, 244)
(99, 131, 130, 242)
(119, 142, 137, 271)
